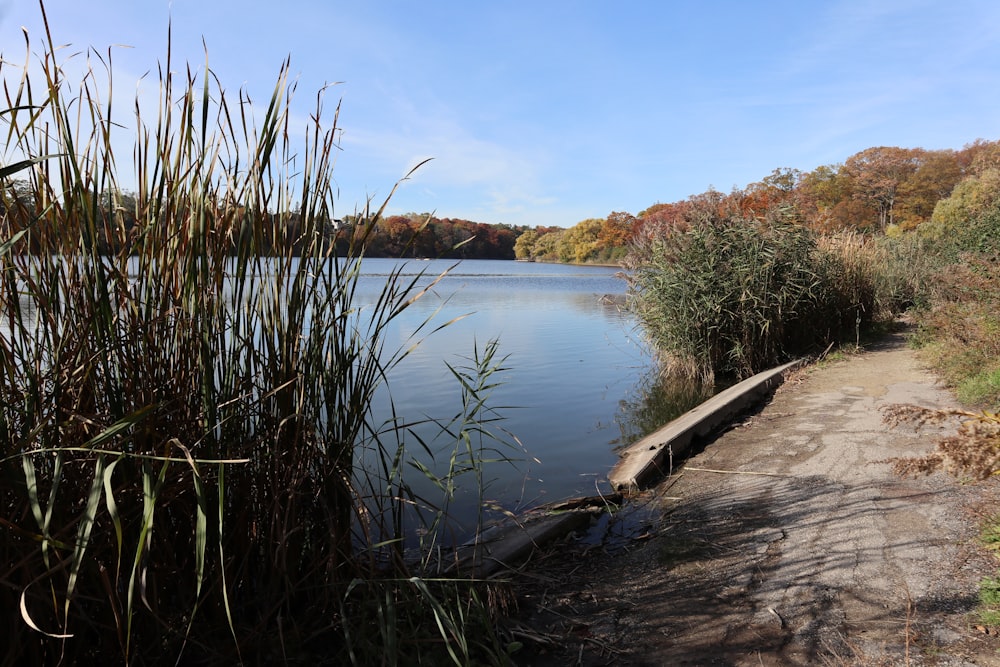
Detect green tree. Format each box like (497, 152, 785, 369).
(925, 168, 1000, 244)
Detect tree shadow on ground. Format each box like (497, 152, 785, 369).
(510, 470, 991, 666)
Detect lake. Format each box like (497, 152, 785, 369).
(354, 258, 695, 535)
(3, 255, 697, 542)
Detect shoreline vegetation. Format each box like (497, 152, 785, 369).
(1, 4, 998, 664)
(1, 13, 522, 665)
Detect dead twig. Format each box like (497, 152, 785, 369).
(684, 467, 789, 477)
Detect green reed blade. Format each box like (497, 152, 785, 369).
(102, 456, 124, 581)
(64, 454, 106, 627)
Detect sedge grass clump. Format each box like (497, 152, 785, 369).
(628, 210, 922, 382)
(627, 215, 820, 381)
(814, 232, 879, 346)
(1, 12, 518, 666)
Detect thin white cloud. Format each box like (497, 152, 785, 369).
(335, 84, 557, 222)
(9, 0, 1000, 227)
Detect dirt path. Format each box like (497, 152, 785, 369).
(513, 331, 1000, 666)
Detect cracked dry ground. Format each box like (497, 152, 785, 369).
(512, 333, 1000, 666)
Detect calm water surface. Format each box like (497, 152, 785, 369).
(5, 256, 690, 539)
(355, 258, 677, 531)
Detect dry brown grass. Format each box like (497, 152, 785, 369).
(883, 404, 1000, 480)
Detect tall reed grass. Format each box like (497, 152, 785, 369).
(1, 12, 516, 665)
(627, 217, 903, 381)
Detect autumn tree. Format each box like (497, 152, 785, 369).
(375, 215, 414, 256)
(843, 147, 924, 231)
(595, 211, 636, 261)
(628, 192, 730, 265)
(894, 149, 962, 229)
(0, 178, 40, 252)
(514, 229, 538, 259)
(557, 217, 603, 263)
(958, 138, 1000, 175)
(737, 168, 802, 221)
(531, 228, 563, 261)
(343, 214, 520, 258)
(634, 201, 693, 241)
(795, 165, 841, 229)
(685, 188, 728, 223)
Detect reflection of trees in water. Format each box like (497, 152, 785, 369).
(615, 368, 714, 451)
(567, 291, 629, 317)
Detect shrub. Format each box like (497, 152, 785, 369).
(912, 254, 1000, 410)
(910, 188, 1000, 410)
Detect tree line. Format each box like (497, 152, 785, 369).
(5, 138, 1000, 262)
(524, 138, 1000, 264)
(335, 213, 522, 259)
(366, 134, 1000, 262)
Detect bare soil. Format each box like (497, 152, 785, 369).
(509, 330, 1000, 666)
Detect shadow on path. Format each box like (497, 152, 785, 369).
(513, 335, 1000, 666)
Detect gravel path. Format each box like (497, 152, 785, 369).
(514, 331, 1000, 666)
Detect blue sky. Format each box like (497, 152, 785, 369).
(3, 1, 1000, 228)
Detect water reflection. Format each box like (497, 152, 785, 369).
(4, 256, 712, 545)
(351, 259, 718, 537)
(614, 367, 714, 451)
